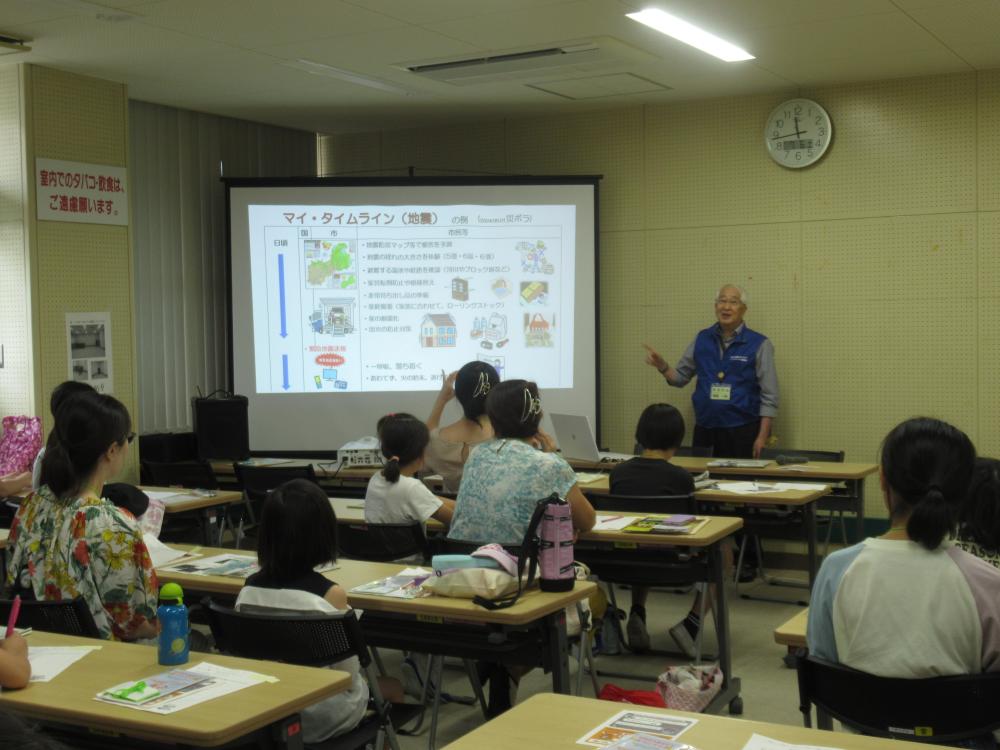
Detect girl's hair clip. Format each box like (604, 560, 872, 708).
(520, 389, 542, 422)
(472, 372, 492, 398)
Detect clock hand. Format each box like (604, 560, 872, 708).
(771, 132, 798, 140)
(793, 116, 804, 137)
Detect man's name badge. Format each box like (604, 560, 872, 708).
(710, 383, 732, 401)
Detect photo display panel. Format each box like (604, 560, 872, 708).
(228, 179, 599, 452)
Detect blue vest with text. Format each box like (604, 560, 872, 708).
(691, 325, 766, 429)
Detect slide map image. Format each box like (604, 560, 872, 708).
(247, 204, 576, 394)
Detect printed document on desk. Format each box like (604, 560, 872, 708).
(160, 553, 259, 578)
(739, 734, 840, 750)
(29, 645, 101, 682)
(577, 709, 697, 746)
(95, 662, 275, 714)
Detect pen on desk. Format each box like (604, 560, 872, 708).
(5, 595, 21, 638)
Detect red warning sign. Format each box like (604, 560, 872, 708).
(315, 353, 346, 367)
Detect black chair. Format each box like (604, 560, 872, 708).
(338, 521, 428, 563)
(142, 459, 219, 490)
(203, 599, 421, 750)
(797, 655, 1000, 743)
(576, 493, 712, 661)
(231, 464, 320, 548)
(0, 597, 100, 638)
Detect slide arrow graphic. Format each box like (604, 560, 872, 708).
(281, 354, 290, 391)
(278, 254, 287, 338)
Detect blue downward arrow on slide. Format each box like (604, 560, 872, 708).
(282, 354, 290, 391)
(278, 254, 287, 338)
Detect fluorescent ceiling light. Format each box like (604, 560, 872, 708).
(285, 59, 413, 95)
(627, 8, 754, 62)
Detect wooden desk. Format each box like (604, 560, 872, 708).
(573, 456, 878, 541)
(441, 693, 948, 750)
(581, 479, 830, 588)
(157, 547, 594, 693)
(774, 608, 809, 649)
(143, 486, 243, 546)
(0, 631, 350, 747)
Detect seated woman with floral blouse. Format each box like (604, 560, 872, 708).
(5, 391, 157, 641)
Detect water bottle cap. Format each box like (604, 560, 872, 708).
(159, 582, 184, 604)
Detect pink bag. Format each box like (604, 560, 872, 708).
(656, 664, 723, 713)
(0, 416, 42, 476)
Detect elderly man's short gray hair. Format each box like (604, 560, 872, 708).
(715, 284, 748, 306)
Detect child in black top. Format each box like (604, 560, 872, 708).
(239, 479, 403, 742)
(610, 404, 703, 657)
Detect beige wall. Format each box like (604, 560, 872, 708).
(320, 69, 1000, 519)
(22, 65, 139, 481)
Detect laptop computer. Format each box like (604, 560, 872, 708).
(549, 413, 633, 463)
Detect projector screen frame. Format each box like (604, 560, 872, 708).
(224, 174, 603, 455)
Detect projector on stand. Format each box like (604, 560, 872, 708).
(338, 438, 384, 468)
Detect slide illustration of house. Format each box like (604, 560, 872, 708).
(419, 313, 457, 347)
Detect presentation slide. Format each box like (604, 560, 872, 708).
(247, 203, 575, 394)
(228, 179, 598, 452)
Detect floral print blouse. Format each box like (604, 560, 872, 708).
(5, 486, 158, 640)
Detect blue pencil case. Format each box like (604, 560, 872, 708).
(431, 554, 504, 574)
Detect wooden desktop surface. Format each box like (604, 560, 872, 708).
(142, 486, 243, 513)
(774, 608, 809, 648)
(441, 693, 948, 750)
(214, 457, 879, 481)
(0, 631, 350, 747)
(327, 498, 742, 548)
(579, 476, 831, 506)
(158, 547, 595, 627)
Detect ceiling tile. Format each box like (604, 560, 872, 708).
(904, 1, 1000, 63)
(135, 0, 408, 49)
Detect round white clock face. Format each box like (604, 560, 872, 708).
(764, 98, 832, 168)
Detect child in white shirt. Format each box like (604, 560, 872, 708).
(365, 413, 454, 527)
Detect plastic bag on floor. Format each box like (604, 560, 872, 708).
(656, 663, 722, 713)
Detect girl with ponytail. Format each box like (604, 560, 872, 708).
(808, 417, 1000, 686)
(5, 392, 158, 641)
(364, 413, 454, 528)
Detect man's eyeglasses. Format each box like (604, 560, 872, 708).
(124, 432, 136, 444)
(715, 297, 743, 306)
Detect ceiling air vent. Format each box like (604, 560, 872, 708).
(398, 37, 656, 86)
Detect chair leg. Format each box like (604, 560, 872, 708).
(463, 659, 488, 717)
(605, 583, 627, 651)
(586, 640, 600, 696)
(371, 646, 388, 677)
(364, 661, 402, 750)
(822, 510, 835, 558)
(754, 535, 766, 577)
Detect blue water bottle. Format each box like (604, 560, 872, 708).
(157, 582, 189, 665)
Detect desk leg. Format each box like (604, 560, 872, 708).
(198, 508, 213, 546)
(709, 541, 743, 715)
(852, 478, 865, 542)
(805, 502, 817, 589)
(545, 608, 570, 694)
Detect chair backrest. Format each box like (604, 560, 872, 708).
(761, 448, 845, 463)
(203, 598, 368, 669)
(232, 464, 319, 502)
(0, 597, 101, 638)
(797, 655, 1000, 742)
(673, 445, 715, 458)
(142, 459, 219, 490)
(590, 493, 697, 515)
(338, 521, 428, 562)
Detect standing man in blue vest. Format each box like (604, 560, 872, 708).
(643, 284, 778, 458)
